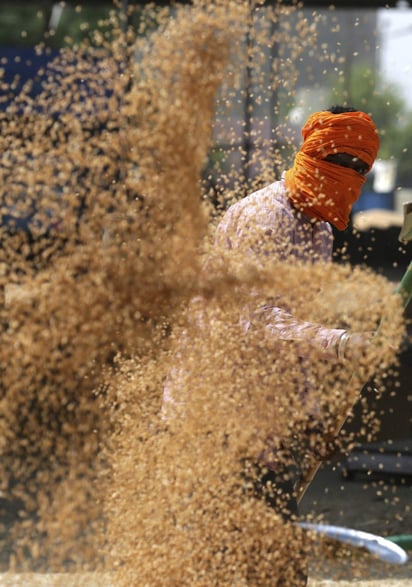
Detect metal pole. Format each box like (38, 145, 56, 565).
(243, 4, 254, 190)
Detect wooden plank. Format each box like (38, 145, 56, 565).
(0, 577, 409, 587)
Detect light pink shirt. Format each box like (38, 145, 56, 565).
(212, 178, 345, 358)
(163, 178, 346, 420)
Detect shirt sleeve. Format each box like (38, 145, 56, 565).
(252, 303, 345, 361)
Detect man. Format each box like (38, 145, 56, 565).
(163, 105, 382, 585)
(212, 103, 381, 491)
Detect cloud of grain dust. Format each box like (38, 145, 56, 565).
(107, 256, 404, 585)
(0, 0, 248, 572)
(0, 0, 406, 584)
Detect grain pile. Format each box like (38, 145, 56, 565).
(0, 1, 406, 585)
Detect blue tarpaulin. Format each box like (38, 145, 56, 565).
(0, 46, 59, 110)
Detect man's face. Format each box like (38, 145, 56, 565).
(324, 153, 369, 176)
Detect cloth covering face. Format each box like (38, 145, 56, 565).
(285, 110, 380, 230)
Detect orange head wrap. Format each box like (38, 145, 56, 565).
(284, 110, 380, 230)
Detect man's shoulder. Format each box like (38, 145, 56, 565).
(229, 180, 287, 215)
(248, 179, 284, 201)
(214, 179, 293, 242)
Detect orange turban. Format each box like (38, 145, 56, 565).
(284, 110, 380, 230)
